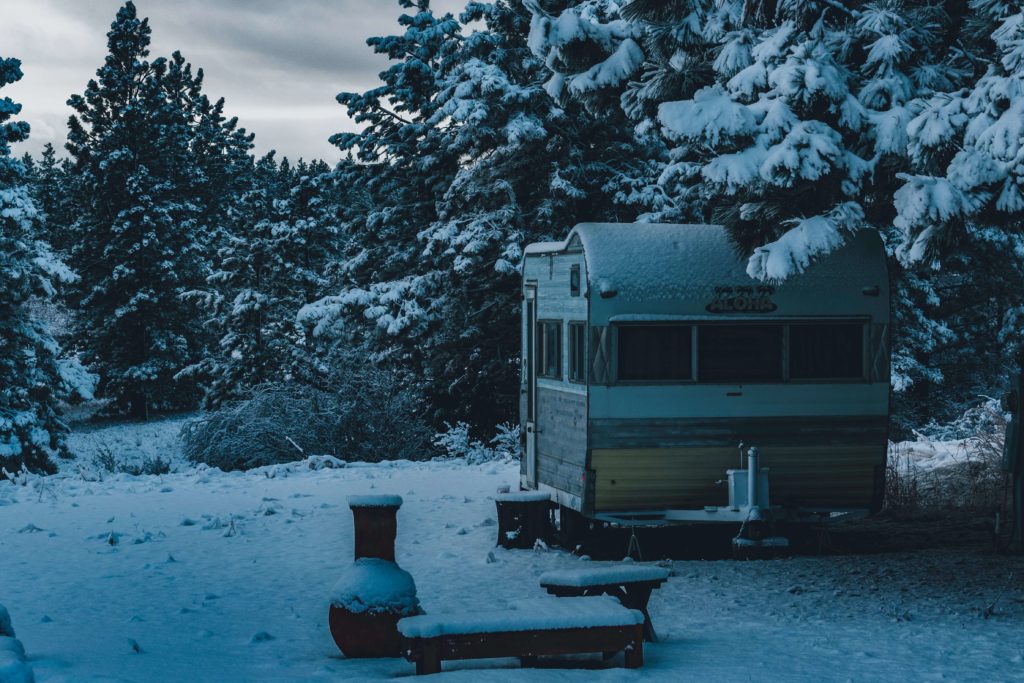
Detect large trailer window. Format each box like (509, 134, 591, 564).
(618, 325, 693, 381)
(537, 321, 562, 379)
(568, 322, 586, 383)
(698, 324, 783, 382)
(789, 323, 864, 379)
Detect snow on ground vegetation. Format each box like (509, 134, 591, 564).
(0, 421, 1022, 681)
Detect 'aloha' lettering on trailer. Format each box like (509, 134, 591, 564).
(705, 286, 777, 313)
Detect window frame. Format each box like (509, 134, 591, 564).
(614, 323, 696, 384)
(536, 319, 563, 380)
(569, 264, 581, 297)
(611, 319, 869, 386)
(568, 321, 587, 384)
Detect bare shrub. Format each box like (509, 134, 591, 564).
(887, 400, 1010, 513)
(181, 362, 432, 470)
(91, 443, 172, 476)
(884, 442, 921, 511)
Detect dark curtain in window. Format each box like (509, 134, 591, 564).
(539, 322, 561, 378)
(790, 323, 864, 379)
(569, 323, 586, 382)
(618, 326, 692, 381)
(698, 325, 783, 382)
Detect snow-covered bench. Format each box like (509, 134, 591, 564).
(397, 596, 644, 675)
(539, 565, 670, 642)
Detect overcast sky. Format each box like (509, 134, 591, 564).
(2, 0, 466, 162)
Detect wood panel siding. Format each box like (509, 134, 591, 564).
(536, 387, 587, 496)
(592, 445, 884, 511)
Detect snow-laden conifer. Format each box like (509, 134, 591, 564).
(65, 3, 250, 417)
(0, 56, 89, 474)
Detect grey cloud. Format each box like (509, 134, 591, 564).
(5, 0, 467, 160)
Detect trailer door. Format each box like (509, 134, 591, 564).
(524, 283, 537, 485)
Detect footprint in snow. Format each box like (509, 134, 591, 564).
(180, 518, 198, 527)
(250, 632, 275, 644)
(17, 524, 44, 534)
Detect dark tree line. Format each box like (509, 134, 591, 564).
(5, 0, 1024, 473)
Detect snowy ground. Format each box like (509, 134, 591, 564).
(2, 420, 1024, 681)
(63, 412, 193, 474)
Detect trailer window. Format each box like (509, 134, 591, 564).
(789, 323, 864, 379)
(568, 322, 586, 383)
(698, 325, 783, 382)
(570, 265, 581, 297)
(538, 321, 562, 379)
(617, 325, 693, 381)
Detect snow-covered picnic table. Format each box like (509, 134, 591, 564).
(538, 564, 670, 642)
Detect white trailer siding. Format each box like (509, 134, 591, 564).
(521, 247, 588, 507)
(522, 224, 890, 517)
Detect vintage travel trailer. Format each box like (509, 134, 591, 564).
(519, 223, 890, 525)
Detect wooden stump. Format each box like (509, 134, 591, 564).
(495, 492, 553, 549)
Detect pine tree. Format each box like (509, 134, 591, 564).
(186, 152, 337, 407)
(527, 1, 965, 278)
(29, 143, 75, 256)
(303, 1, 647, 428)
(0, 56, 84, 473)
(65, 2, 248, 417)
(885, 1, 1024, 430)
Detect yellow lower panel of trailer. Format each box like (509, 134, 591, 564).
(591, 446, 882, 511)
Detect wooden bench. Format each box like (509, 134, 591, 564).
(539, 565, 670, 642)
(398, 596, 644, 675)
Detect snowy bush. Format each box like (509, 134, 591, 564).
(433, 422, 520, 464)
(182, 362, 432, 470)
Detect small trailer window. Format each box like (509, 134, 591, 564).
(789, 323, 864, 379)
(570, 265, 581, 297)
(698, 325, 783, 382)
(568, 322, 586, 383)
(537, 321, 562, 379)
(618, 325, 693, 381)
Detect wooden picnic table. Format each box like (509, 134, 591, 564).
(539, 565, 669, 642)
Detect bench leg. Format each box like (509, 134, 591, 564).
(415, 639, 442, 675)
(622, 585, 658, 642)
(624, 625, 644, 669)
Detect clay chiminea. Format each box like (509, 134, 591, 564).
(328, 495, 420, 658)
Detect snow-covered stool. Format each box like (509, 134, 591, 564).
(398, 596, 644, 675)
(539, 565, 670, 642)
(494, 491, 553, 549)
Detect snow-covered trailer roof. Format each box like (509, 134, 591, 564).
(524, 223, 888, 324)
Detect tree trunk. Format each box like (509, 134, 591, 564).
(129, 391, 148, 421)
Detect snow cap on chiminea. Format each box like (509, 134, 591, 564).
(347, 495, 402, 562)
